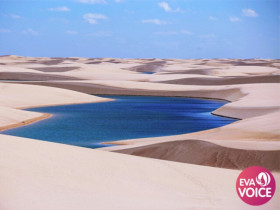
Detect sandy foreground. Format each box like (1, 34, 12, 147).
(0, 55, 279, 209)
(1, 135, 279, 210)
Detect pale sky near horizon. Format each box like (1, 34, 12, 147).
(0, 0, 279, 58)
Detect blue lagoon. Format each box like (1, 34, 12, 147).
(1, 95, 236, 148)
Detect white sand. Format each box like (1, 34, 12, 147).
(0, 56, 279, 209)
(1, 134, 279, 210)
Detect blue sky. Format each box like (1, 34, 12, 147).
(0, 0, 279, 58)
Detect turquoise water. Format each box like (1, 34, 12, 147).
(1, 95, 236, 148)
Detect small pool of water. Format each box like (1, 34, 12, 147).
(1, 95, 236, 148)
(142, 72, 155, 74)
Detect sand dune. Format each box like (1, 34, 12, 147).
(1, 134, 279, 210)
(0, 72, 80, 81)
(116, 140, 280, 171)
(29, 66, 80, 72)
(0, 83, 110, 109)
(0, 56, 279, 209)
(156, 75, 280, 85)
